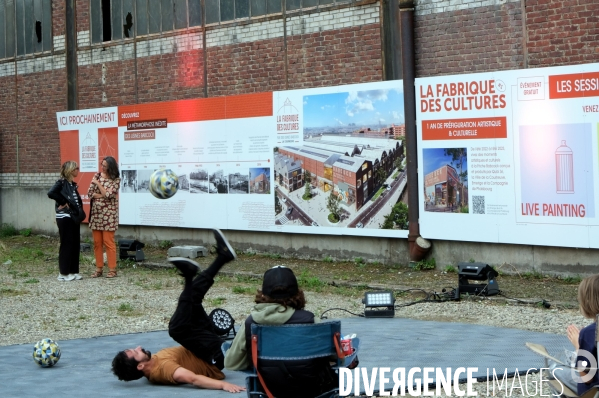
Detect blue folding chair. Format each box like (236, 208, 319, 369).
(246, 321, 359, 398)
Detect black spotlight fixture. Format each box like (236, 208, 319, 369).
(210, 308, 236, 338)
(118, 239, 145, 261)
(362, 291, 396, 318)
(457, 262, 499, 296)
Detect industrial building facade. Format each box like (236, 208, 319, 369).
(1, 0, 596, 183)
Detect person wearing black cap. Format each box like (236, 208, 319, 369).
(224, 266, 315, 371)
(225, 266, 338, 397)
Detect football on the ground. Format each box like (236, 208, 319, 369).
(149, 169, 179, 199)
(33, 338, 61, 367)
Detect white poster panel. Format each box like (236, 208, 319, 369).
(417, 63, 599, 248)
(56, 82, 409, 238)
(56, 108, 118, 173)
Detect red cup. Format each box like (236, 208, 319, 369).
(341, 339, 353, 355)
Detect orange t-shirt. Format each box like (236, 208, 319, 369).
(147, 346, 225, 385)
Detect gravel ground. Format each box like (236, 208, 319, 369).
(0, 267, 588, 347)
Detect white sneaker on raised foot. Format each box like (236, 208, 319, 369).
(57, 273, 75, 281)
(71, 274, 83, 280)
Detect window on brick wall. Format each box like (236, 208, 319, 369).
(91, 0, 202, 43)
(0, 0, 52, 59)
(205, 0, 347, 24)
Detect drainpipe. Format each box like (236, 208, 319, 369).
(399, 0, 430, 261)
(66, 0, 77, 110)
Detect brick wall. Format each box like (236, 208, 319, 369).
(414, 0, 599, 77)
(525, 0, 599, 67)
(1, 0, 598, 183)
(415, 0, 524, 76)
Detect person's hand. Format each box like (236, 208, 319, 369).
(221, 381, 246, 393)
(58, 204, 69, 210)
(567, 324, 580, 350)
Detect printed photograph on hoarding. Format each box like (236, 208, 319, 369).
(274, 89, 408, 230)
(423, 147, 469, 213)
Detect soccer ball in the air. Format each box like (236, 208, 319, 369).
(149, 169, 179, 199)
(33, 338, 61, 367)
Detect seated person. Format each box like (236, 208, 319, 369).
(111, 229, 245, 393)
(565, 274, 599, 395)
(225, 266, 337, 397)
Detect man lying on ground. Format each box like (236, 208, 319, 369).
(111, 229, 245, 393)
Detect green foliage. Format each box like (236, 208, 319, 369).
(460, 206, 469, 213)
(523, 269, 544, 279)
(0, 287, 26, 296)
(444, 265, 456, 273)
(326, 190, 341, 221)
(381, 202, 409, 230)
(323, 256, 334, 263)
(159, 240, 173, 250)
(208, 297, 227, 306)
(354, 257, 364, 265)
(117, 303, 134, 312)
(297, 270, 325, 290)
(0, 223, 18, 237)
(563, 275, 582, 284)
(19, 228, 32, 237)
(275, 194, 282, 214)
(268, 253, 282, 259)
(232, 286, 254, 294)
(303, 171, 312, 200)
(412, 258, 436, 271)
(24, 278, 39, 284)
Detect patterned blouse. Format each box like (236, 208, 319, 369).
(87, 173, 121, 231)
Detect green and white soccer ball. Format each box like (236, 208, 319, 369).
(33, 338, 61, 367)
(149, 169, 179, 199)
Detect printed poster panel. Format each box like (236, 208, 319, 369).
(56, 108, 119, 221)
(56, 83, 409, 238)
(416, 63, 599, 248)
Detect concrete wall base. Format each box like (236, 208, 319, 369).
(6, 187, 597, 275)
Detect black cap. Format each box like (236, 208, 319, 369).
(262, 266, 299, 299)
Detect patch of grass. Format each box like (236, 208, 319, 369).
(523, 269, 544, 280)
(159, 240, 173, 250)
(562, 275, 582, 284)
(0, 287, 27, 296)
(298, 270, 325, 291)
(444, 265, 456, 273)
(232, 286, 254, 294)
(59, 297, 77, 301)
(19, 228, 32, 237)
(24, 278, 39, 284)
(412, 258, 436, 271)
(117, 303, 136, 315)
(208, 297, 227, 306)
(354, 257, 364, 265)
(0, 223, 18, 237)
(323, 256, 334, 263)
(268, 253, 282, 259)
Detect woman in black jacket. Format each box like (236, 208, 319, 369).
(48, 161, 83, 281)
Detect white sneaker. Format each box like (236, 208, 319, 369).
(57, 273, 75, 281)
(71, 274, 83, 280)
